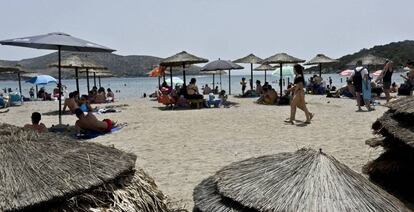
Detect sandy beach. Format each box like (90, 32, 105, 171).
(0, 95, 388, 209)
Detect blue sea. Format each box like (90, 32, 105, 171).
(0, 73, 405, 100)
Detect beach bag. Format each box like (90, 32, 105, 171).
(352, 68, 363, 87)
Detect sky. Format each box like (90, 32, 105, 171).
(0, 0, 413, 63)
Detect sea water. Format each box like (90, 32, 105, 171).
(0, 73, 405, 100)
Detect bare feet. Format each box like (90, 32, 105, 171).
(284, 120, 294, 124)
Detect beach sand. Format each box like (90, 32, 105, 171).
(0, 95, 387, 210)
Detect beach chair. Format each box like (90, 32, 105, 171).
(157, 90, 175, 108)
(9, 93, 23, 106)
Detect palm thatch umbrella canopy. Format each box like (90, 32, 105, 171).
(0, 123, 171, 211)
(233, 54, 263, 91)
(49, 54, 107, 93)
(262, 53, 305, 94)
(193, 177, 254, 212)
(160, 51, 208, 86)
(347, 54, 388, 66)
(0, 32, 114, 125)
(365, 96, 414, 203)
(0, 65, 27, 95)
(305, 54, 338, 77)
(213, 148, 408, 212)
(201, 59, 243, 95)
(254, 64, 276, 83)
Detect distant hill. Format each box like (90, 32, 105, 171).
(307, 40, 414, 74)
(0, 52, 201, 79)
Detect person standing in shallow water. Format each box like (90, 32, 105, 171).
(285, 64, 314, 124)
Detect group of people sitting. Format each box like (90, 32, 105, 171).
(306, 75, 328, 95)
(88, 86, 115, 104)
(157, 78, 228, 108)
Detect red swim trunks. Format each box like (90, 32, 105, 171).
(102, 119, 113, 133)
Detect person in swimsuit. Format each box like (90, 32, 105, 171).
(186, 78, 203, 99)
(378, 61, 393, 102)
(285, 64, 314, 124)
(240, 78, 247, 95)
(74, 108, 114, 134)
(24, 112, 47, 133)
(62, 91, 79, 114)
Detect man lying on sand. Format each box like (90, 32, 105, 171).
(74, 108, 115, 134)
(24, 112, 47, 133)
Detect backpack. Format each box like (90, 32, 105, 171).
(352, 68, 363, 86)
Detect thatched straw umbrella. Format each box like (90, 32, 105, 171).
(49, 54, 107, 94)
(0, 123, 169, 211)
(262, 53, 305, 94)
(201, 59, 244, 95)
(254, 64, 276, 83)
(94, 71, 114, 88)
(233, 54, 263, 91)
(210, 148, 408, 212)
(0, 65, 27, 95)
(160, 51, 208, 86)
(365, 97, 414, 202)
(304, 54, 338, 77)
(193, 177, 254, 212)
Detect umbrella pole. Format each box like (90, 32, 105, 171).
(182, 64, 186, 85)
(319, 63, 322, 77)
(58, 46, 62, 125)
(86, 69, 90, 92)
(163, 74, 166, 82)
(228, 70, 231, 95)
(98, 76, 101, 88)
(75, 67, 80, 94)
(250, 63, 253, 90)
(212, 74, 215, 88)
(265, 70, 267, 83)
(36, 85, 38, 98)
(279, 63, 283, 95)
(93, 72, 96, 87)
(170, 66, 173, 88)
(219, 72, 222, 92)
(17, 72, 22, 96)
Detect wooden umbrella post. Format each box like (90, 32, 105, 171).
(250, 63, 253, 90)
(182, 64, 186, 86)
(170, 66, 173, 88)
(279, 63, 283, 95)
(212, 73, 215, 89)
(93, 72, 97, 87)
(86, 68, 90, 92)
(75, 67, 80, 94)
(98, 76, 101, 88)
(228, 70, 231, 95)
(319, 63, 322, 77)
(17, 72, 22, 96)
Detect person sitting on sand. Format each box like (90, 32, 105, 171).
(24, 112, 47, 133)
(264, 85, 278, 104)
(218, 90, 228, 107)
(63, 92, 79, 114)
(74, 108, 115, 134)
(94, 87, 106, 103)
(106, 88, 114, 102)
(203, 84, 212, 95)
(186, 78, 203, 99)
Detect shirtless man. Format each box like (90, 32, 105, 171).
(74, 108, 114, 134)
(63, 92, 79, 114)
(24, 112, 47, 133)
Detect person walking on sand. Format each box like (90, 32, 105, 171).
(240, 78, 247, 95)
(350, 60, 368, 111)
(285, 64, 314, 124)
(377, 60, 394, 102)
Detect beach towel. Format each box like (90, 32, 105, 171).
(362, 79, 372, 101)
